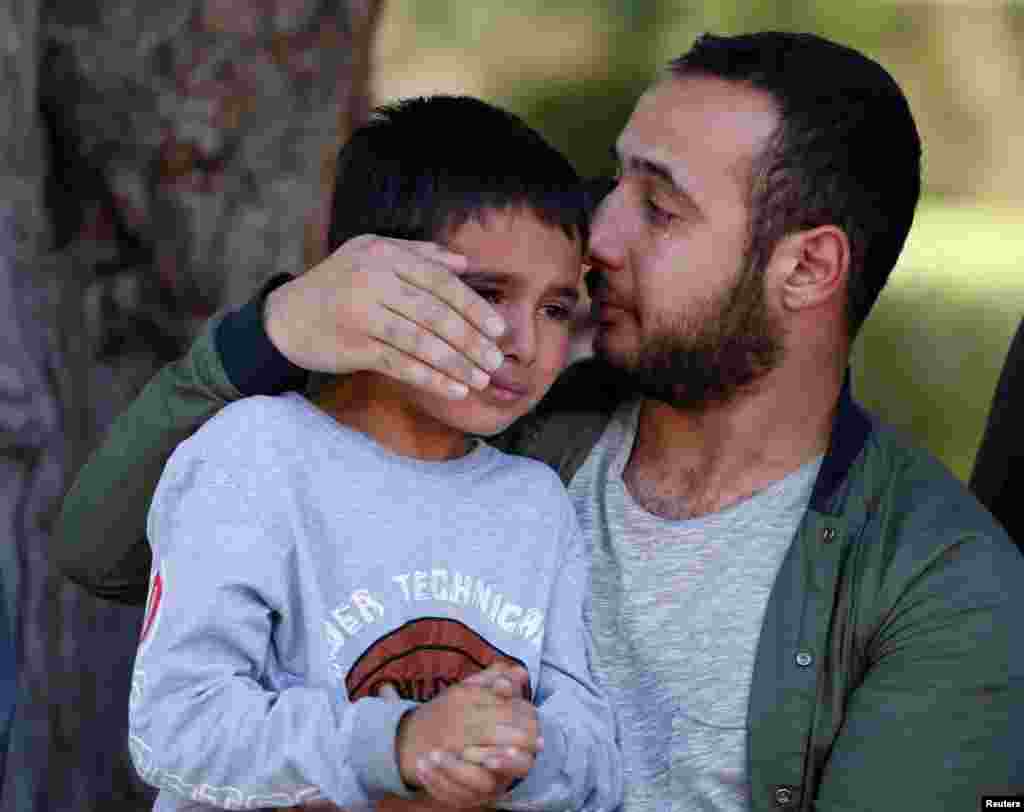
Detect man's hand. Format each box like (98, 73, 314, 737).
(264, 236, 507, 400)
(396, 677, 540, 808)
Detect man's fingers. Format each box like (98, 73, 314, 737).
(372, 304, 495, 392)
(382, 280, 505, 380)
(370, 341, 473, 401)
(417, 752, 503, 808)
(394, 261, 506, 341)
(404, 240, 470, 272)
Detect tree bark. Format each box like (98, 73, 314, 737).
(0, 0, 381, 807)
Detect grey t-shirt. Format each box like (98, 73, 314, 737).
(568, 398, 823, 811)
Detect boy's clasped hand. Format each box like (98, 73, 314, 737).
(395, 663, 541, 808)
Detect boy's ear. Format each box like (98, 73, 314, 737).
(772, 225, 849, 313)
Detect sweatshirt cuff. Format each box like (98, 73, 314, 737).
(348, 698, 422, 800)
(214, 273, 310, 396)
(501, 711, 567, 805)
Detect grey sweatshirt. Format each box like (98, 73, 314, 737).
(128, 392, 622, 811)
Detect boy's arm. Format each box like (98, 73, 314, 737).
(130, 452, 418, 805)
(52, 274, 306, 604)
(498, 493, 623, 812)
(131, 453, 534, 807)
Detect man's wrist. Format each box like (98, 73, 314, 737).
(214, 273, 310, 396)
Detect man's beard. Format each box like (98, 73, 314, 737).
(593, 261, 786, 411)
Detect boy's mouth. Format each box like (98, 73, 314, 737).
(486, 371, 529, 401)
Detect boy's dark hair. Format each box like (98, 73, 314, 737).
(327, 95, 589, 253)
(670, 32, 922, 338)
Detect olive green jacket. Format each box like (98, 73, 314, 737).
(54, 277, 1024, 811)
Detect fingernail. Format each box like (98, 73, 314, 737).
(484, 348, 504, 371)
(417, 757, 430, 773)
(484, 316, 506, 338)
(448, 382, 469, 399)
(537, 736, 545, 751)
(470, 368, 490, 390)
(430, 751, 445, 766)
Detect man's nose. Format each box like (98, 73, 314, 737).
(587, 179, 628, 273)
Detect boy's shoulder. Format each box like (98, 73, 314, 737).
(179, 393, 324, 467)
(487, 440, 564, 482)
(482, 442, 575, 515)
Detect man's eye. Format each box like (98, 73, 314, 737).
(644, 199, 675, 226)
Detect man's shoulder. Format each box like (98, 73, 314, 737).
(856, 416, 1020, 575)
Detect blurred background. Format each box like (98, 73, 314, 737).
(0, 0, 1020, 808)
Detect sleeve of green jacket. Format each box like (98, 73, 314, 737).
(814, 488, 1024, 808)
(52, 274, 307, 605)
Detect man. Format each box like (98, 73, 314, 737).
(55, 32, 1023, 810)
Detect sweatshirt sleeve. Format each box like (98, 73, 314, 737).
(500, 489, 623, 812)
(128, 453, 418, 807)
(52, 273, 306, 605)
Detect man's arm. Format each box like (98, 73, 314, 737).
(814, 528, 1024, 808)
(51, 275, 303, 604)
(53, 238, 507, 604)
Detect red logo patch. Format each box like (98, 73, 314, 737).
(139, 567, 164, 653)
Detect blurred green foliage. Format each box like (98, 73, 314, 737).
(854, 204, 1024, 481)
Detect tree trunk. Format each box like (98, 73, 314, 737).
(0, 0, 381, 807)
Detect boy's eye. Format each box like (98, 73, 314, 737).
(474, 289, 501, 304)
(542, 304, 572, 322)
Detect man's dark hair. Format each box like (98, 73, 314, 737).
(327, 95, 589, 253)
(670, 32, 922, 338)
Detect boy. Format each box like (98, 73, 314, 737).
(128, 95, 622, 811)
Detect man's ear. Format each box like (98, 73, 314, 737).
(773, 225, 849, 313)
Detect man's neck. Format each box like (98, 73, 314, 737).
(624, 359, 841, 520)
(312, 374, 472, 462)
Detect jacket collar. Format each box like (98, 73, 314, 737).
(808, 369, 873, 514)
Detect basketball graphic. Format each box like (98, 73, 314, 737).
(345, 617, 530, 702)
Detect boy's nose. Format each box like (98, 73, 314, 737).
(498, 309, 537, 367)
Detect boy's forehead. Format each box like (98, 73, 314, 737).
(446, 208, 584, 286)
